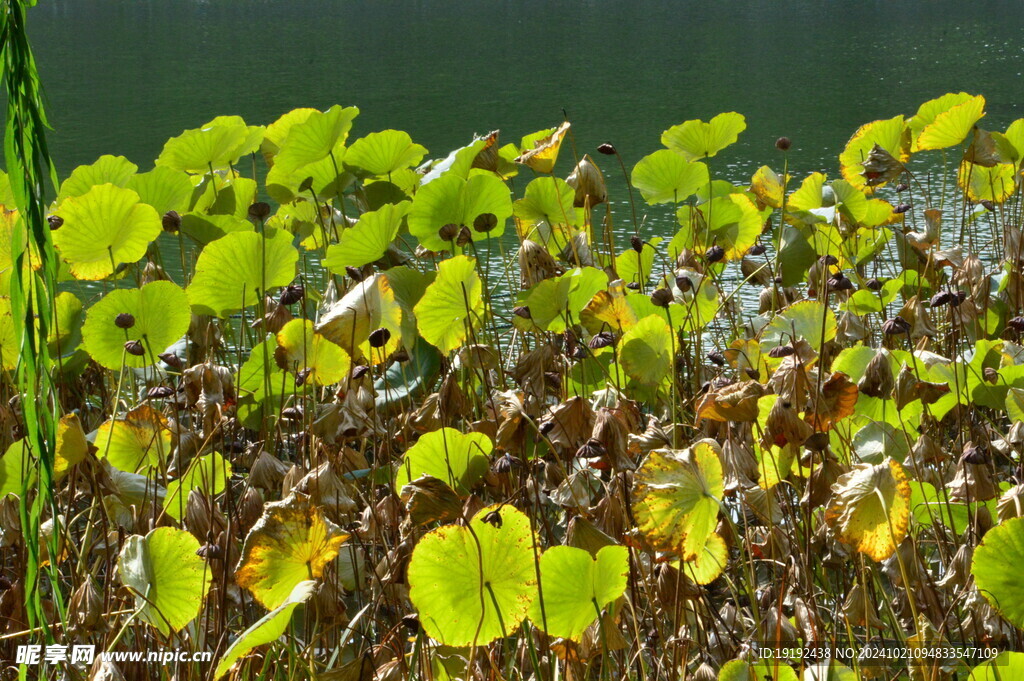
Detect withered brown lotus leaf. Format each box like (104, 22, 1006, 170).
(696, 380, 764, 423)
(540, 397, 595, 452)
(566, 154, 607, 208)
(861, 143, 906, 186)
(401, 475, 463, 526)
(858, 349, 894, 398)
(805, 371, 858, 432)
(519, 239, 561, 288)
(761, 398, 812, 449)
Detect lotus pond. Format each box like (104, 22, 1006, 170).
(3, 93, 1024, 681)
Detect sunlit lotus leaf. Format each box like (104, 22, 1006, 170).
(118, 527, 211, 636)
(762, 300, 836, 354)
(236, 493, 349, 609)
(266, 105, 358, 173)
(324, 201, 411, 271)
(180, 212, 254, 246)
(265, 149, 353, 205)
(513, 176, 579, 243)
(158, 117, 262, 173)
(515, 122, 570, 173)
(631, 150, 709, 204)
(719, 659, 798, 681)
(615, 236, 661, 287)
(409, 172, 511, 250)
(261, 107, 318, 164)
(0, 297, 16, 370)
(54, 413, 88, 478)
(57, 155, 137, 203)
(633, 441, 724, 560)
(825, 458, 910, 561)
(344, 129, 427, 177)
(917, 94, 985, 151)
(750, 165, 785, 208)
(971, 516, 1024, 629)
(968, 652, 1024, 681)
(514, 267, 607, 333)
(407, 504, 537, 646)
(82, 281, 190, 369)
(421, 136, 491, 184)
(580, 282, 639, 334)
(125, 165, 193, 215)
(414, 255, 484, 354)
(213, 580, 315, 679)
(910, 93, 976, 144)
(236, 337, 288, 431)
(528, 544, 627, 641)
(317, 273, 405, 362)
(0, 439, 32, 497)
(0, 210, 36, 297)
(619, 314, 673, 388)
(275, 319, 351, 386)
(675, 193, 763, 260)
(661, 112, 746, 161)
(94, 405, 172, 474)
(805, 372, 858, 432)
(860, 143, 906, 187)
(839, 116, 910, 191)
(959, 161, 1017, 203)
(201, 176, 259, 219)
(680, 531, 727, 585)
(697, 380, 764, 423)
(786, 171, 827, 216)
(187, 230, 298, 317)
(53, 184, 161, 280)
(164, 452, 232, 521)
(394, 427, 492, 495)
(994, 119, 1024, 164)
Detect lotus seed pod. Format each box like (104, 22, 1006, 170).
(114, 312, 135, 329)
(597, 142, 617, 155)
(775, 136, 792, 151)
(247, 201, 271, 221)
(161, 210, 181, 233)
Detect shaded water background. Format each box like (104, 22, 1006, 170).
(25, 0, 1024, 291)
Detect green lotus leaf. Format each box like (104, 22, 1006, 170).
(968, 652, 1024, 681)
(317, 272, 405, 363)
(236, 337, 288, 431)
(157, 117, 261, 174)
(802, 660, 857, 681)
(0, 297, 18, 370)
(235, 493, 349, 609)
(0, 210, 36, 297)
(82, 281, 191, 369)
(126, 165, 193, 215)
(839, 116, 910, 191)
(394, 427, 492, 495)
(661, 112, 746, 161)
(675, 193, 762, 260)
(266, 149, 355, 205)
(0, 439, 32, 497)
(414, 255, 484, 354)
(513, 267, 607, 333)
(421, 136, 490, 183)
(180, 212, 255, 246)
(187, 230, 299, 317)
(917, 94, 985, 151)
(57, 155, 137, 204)
(53, 183, 162, 280)
(513, 176, 579, 243)
(619, 314, 674, 387)
(164, 452, 233, 522)
(718, 659, 798, 681)
(972, 516, 1024, 629)
(272, 104, 358, 174)
(213, 580, 316, 680)
(409, 172, 511, 250)
(959, 161, 1017, 203)
(48, 291, 84, 357)
(996, 119, 1024, 163)
(94, 405, 172, 474)
(761, 300, 837, 353)
(202, 176, 259, 219)
(631, 150, 709, 204)
(118, 527, 212, 636)
(632, 441, 724, 560)
(325, 201, 411, 271)
(910, 92, 976, 145)
(407, 504, 537, 646)
(615, 236, 661, 287)
(680, 531, 728, 585)
(528, 544, 627, 642)
(275, 318, 351, 386)
(344, 129, 427, 177)
(262, 107, 319, 164)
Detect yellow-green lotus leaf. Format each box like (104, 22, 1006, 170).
(57, 155, 137, 204)
(971, 516, 1024, 629)
(619, 314, 673, 388)
(917, 94, 985, 151)
(751, 165, 785, 208)
(675, 193, 763, 260)
(761, 300, 836, 355)
(235, 493, 349, 610)
(680, 531, 728, 585)
(515, 121, 570, 173)
(262, 107, 319, 164)
(407, 504, 537, 646)
(94, 405, 172, 474)
(55, 413, 88, 478)
(118, 527, 212, 636)
(839, 116, 910, 191)
(324, 201, 411, 270)
(632, 441, 724, 560)
(272, 104, 359, 173)
(53, 183, 162, 280)
(630, 150, 709, 205)
(959, 161, 1017, 203)
(395, 427, 492, 495)
(0, 297, 18, 370)
(275, 318, 351, 386)
(409, 172, 511, 250)
(82, 281, 191, 369)
(157, 118, 262, 174)
(414, 255, 484, 354)
(661, 112, 746, 161)
(344, 129, 427, 177)
(824, 458, 910, 561)
(126, 166, 193, 215)
(528, 544, 628, 642)
(316, 272, 405, 363)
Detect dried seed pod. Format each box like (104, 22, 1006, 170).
(865, 277, 882, 291)
(1008, 316, 1024, 332)
(674, 273, 693, 292)
(280, 406, 303, 421)
(858, 350, 894, 398)
(894, 202, 911, 214)
(279, 283, 305, 306)
(114, 312, 135, 329)
(588, 331, 616, 349)
(351, 364, 370, 380)
(705, 245, 725, 263)
(124, 340, 145, 357)
(437, 223, 460, 242)
(368, 327, 391, 348)
(929, 291, 952, 308)
(158, 352, 183, 370)
(706, 351, 726, 366)
(748, 243, 767, 256)
(513, 305, 531, 319)
(162, 210, 181, 233)
(345, 266, 364, 282)
(248, 202, 272, 221)
(47, 215, 63, 230)
(650, 287, 673, 308)
(881, 316, 911, 335)
(597, 142, 617, 155)
(625, 281, 640, 290)
(456, 225, 472, 246)
(980, 199, 996, 211)
(775, 137, 792, 151)
(767, 344, 794, 358)
(145, 385, 175, 400)
(630, 235, 644, 253)
(896, 182, 910, 192)
(472, 212, 498, 233)
(827, 273, 853, 291)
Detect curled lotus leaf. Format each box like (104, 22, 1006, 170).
(825, 458, 910, 561)
(696, 380, 765, 423)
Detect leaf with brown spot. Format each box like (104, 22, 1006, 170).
(805, 371, 858, 432)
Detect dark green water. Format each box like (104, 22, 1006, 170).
(30, 1, 1024, 185)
